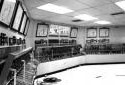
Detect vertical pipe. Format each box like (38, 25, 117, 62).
(13, 69, 16, 85)
(10, 68, 17, 85)
(21, 60, 25, 83)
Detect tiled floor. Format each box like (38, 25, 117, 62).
(34, 64, 125, 85)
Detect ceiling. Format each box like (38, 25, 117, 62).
(23, 0, 125, 26)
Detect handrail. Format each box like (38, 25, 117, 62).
(36, 44, 80, 49)
(10, 47, 33, 59)
(0, 60, 5, 64)
(6, 67, 23, 85)
(0, 47, 33, 85)
(0, 45, 22, 49)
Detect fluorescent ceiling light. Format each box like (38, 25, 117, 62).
(94, 20, 111, 24)
(115, 1, 125, 11)
(74, 14, 98, 21)
(37, 3, 74, 14)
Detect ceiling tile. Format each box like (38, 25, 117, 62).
(96, 14, 125, 25)
(43, 15, 74, 22)
(42, 0, 59, 3)
(43, 15, 87, 26)
(97, 15, 115, 20)
(24, 0, 125, 26)
(65, 11, 81, 17)
(113, 21, 125, 26)
(95, 3, 123, 14)
(109, 0, 125, 2)
(52, 0, 91, 10)
(24, 0, 47, 10)
(74, 20, 97, 26)
(76, 0, 112, 7)
(79, 22, 97, 26)
(76, 8, 106, 16)
(29, 8, 59, 20)
(96, 15, 118, 24)
(113, 14, 125, 20)
(62, 21, 83, 25)
(65, 8, 103, 17)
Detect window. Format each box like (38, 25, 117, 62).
(36, 23, 49, 37)
(70, 27, 78, 38)
(12, 2, 23, 31)
(19, 13, 27, 34)
(0, 0, 16, 26)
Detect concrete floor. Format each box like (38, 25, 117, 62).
(34, 64, 125, 85)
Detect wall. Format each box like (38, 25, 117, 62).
(37, 54, 125, 76)
(0, 25, 24, 39)
(76, 26, 125, 47)
(26, 20, 125, 76)
(0, 24, 24, 47)
(26, 20, 82, 49)
(86, 54, 125, 63)
(77, 27, 86, 47)
(0, 24, 25, 59)
(26, 19, 125, 49)
(110, 26, 125, 44)
(37, 55, 86, 75)
(25, 20, 36, 49)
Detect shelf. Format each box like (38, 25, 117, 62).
(36, 44, 77, 49)
(0, 45, 23, 49)
(0, 60, 5, 64)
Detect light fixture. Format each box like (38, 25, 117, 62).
(74, 14, 98, 21)
(94, 20, 111, 24)
(37, 3, 74, 14)
(115, 1, 125, 11)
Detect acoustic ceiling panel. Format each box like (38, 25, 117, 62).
(109, 0, 123, 3)
(52, 0, 91, 10)
(76, 8, 106, 16)
(23, 0, 125, 26)
(76, 0, 112, 7)
(42, 0, 59, 3)
(95, 3, 123, 14)
(24, 0, 47, 10)
(29, 8, 59, 20)
(113, 14, 125, 20)
(43, 15, 74, 22)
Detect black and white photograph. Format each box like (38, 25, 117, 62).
(1, 0, 125, 85)
(70, 27, 78, 38)
(49, 24, 59, 36)
(99, 27, 110, 37)
(19, 13, 27, 34)
(36, 23, 49, 37)
(58, 25, 70, 37)
(0, 0, 16, 26)
(87, 28, 97, 38)
(11, 2, 23, 31)
(24, 18, 30, 36)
